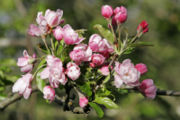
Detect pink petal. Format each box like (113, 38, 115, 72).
(40, 67, 50, 79)
(23, 87, 32, 99)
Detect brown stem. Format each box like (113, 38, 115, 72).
(127, 87, 180, 97)
(1, 87, 179, 113)
(109, 54, 118, 67)
(0, 87, 38, 111)
(156, 89, 180, 96)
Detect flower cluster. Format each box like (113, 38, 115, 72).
(12, 4, 157, 115)
(12, 50, 36, 99)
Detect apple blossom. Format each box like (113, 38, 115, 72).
(63, 24, 84, 45)
(44, 9, 63, 28)
(99, 65, 111, 76)
(12, 73, 33, 99)
(114, 6, 127, 23)
(89, 34, 106, 53)
(43, 86, 55, 102)
(17, 50, 36, 73)
(40, 55, 67, 88)
(69, 50, 85, 64)
(139, 79, 157, 99)
(36, 12, 50, 35)
(90, 54, 105, 67)
(53, 26, 64, 41)
(137, 20, 149, 34)
(114, 59, 140, 88)
(73, 44, 92, 61)
(66, 62, 81, 80)
(101, 5, 113, 19)
(28, 24, 41, 37)
(79, 96, 88, 108)
(135, 63, 148, 75)
(89, 34, 113, 54)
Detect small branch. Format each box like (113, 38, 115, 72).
(41, 35, 51, 54)
(127, 87, 180, 97)
(109, 54, 118, 67)
(156, 89, 180, 96)
(0, 87, 38, 111)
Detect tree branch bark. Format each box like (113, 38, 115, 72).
(0, 88, 179, 112)
(0, 87, 38, 111)
(157, 89, 180, 96)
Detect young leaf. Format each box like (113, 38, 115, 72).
(94, 24, 114, 44)
(132, 42, 154, 47)
(94, 97, 119, 109)
(36, 69, 46, 92)
(89, 102, 104, 118)
(97, 87, 111, 97)
(123, 46, 135, 55)
(37, 59, 46, 70)
(37, 43, 49, 54)
(78, 82, 92, 97)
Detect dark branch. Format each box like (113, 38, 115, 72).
(157, 89, 180, 96)
(0, 87, 38, 111)
(0, 87, 179, 112)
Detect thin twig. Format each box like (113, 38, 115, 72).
(1, 87, 179, 112)
(0, 87, 38, 111)
(156, 89, 180, 96)
(41, 36, 51, 54)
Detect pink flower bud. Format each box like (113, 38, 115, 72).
(114, 6, 127, 23)
(91, 54, 105, 67)
(79, 97, 88, 108)
(53, 26, 64, 41)
(44, 9, 63, 28)
(135, 63, 148, 75)
(99, 65, 111, 76)
(43, 86, 55, 102)
(137, 20, 149, 33)
(139, 79, 157, 99)
(12, 73, 33, 99)
(63, 24, 84, 45)
(17, 50, 36, 73)
(101, 5, 113, 18)
(28, 24, 41, 37)
(66, 62, 81, 80)
(88, 34, 107, 53)
(73, 44, 92, 62)
(69, 50, 85, 63)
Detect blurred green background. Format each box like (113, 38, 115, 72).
(0, 0, 180, 120)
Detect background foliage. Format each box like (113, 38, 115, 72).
(0, 0, 180, 119)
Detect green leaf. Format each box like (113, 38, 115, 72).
(37, 43, 49, 54)
(57, 40, 64, 56)
(79, 82, 92, 97)
(89, 102, 104, 118)
(36, 69, 46, 92)
(54, 40, 59, 50)
(97, 87, 111, 97)
(123, 46, 135, 55)
(94, 97, 119, 109)
(76, 29, 87, 35)
(132, 42, 154, 47)
(94, 24, 114, 44)
(37, 59, 46, 70)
